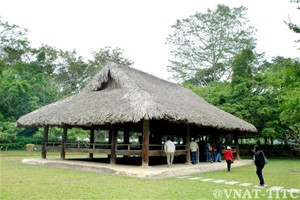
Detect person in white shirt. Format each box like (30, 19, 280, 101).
(164, 136, 176, 167)
(190, 137, 199, 164)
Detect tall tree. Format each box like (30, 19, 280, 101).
(286, 0, 300, 34)
(256, 57, 300, 144)
(285, 0, 300, 49)
(52, 49, 90, 96)
(187, 55, 300, 144)
(0, 19, 60, 142)
(0, 17, 30, 65)
(166, 4, 256, 84)
(54, 46, 134, 96)
(263, 57, 300, 127)
(0, 19, 135, 143)
(89, 46, 134, 69)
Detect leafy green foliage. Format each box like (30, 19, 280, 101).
(261, 58, 300, 143)
(0, 18, 133, 147)
(166, 4, 256, 84)
(89, 46, 134, 68)
(33, 127, 90, 142)
(285, 0, 300, 48)
(187, 54, 300, 144)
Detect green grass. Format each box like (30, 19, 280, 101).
(1, 151, 299, 200)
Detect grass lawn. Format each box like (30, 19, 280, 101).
(1, 151, 299, 200)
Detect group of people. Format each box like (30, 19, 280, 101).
(205, 142, 223, 163)
(164, 136, 200, 167)
(164, 137, 226, 167)
(164, 137, 225, 166)
(164, 137, 267, 187)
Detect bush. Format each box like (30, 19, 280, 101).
(25, 143, 35, 150)
(0, 142, 25, 150)
(0, 137, 42, 150)
(239, 144, 300, 157)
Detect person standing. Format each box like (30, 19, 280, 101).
(252, 141, 261, 160)
(224, 146, 234, 172)
(215, 141, 222, 162)
(206, 142, 213, 163)
(164, 136, 176, 167)
(254, 146, 266, 187)
(190, 138, 198, 164)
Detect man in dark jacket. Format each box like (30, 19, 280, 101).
(254, 146, 266, 187)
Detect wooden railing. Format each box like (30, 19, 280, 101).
(46, 142, 187, 156)
(46, 142, 239, 159)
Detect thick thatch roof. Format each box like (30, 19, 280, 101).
(17, 62, 257, 133)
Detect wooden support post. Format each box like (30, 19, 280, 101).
(123, 126, 130, 158)
(60, 126, 67, 160)
(42, 125, 49, 159)
(234, 133, 240, 160)
(124, 126, 130, 145)
(236, 145, 240, 160)
(142, 119, 150, 167)
(107, 129, 112, 159)
(110, 127, 117, 164)
(89, 128, 95, 158)
(185, 125, 191, 164)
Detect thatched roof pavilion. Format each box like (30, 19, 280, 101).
(17, 62, 256, 166)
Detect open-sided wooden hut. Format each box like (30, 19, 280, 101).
(17, 62, 256, 166)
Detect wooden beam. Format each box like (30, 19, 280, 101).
(185, 125, 191, 164)
(42, 125, 49, 159)
(60, 126, 67, 160)
(110, 127, 117, 164)
(142, 119, 150, 167)
(89, 128, 95, 158)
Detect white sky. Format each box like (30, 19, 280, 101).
(0, 0, 299, 81)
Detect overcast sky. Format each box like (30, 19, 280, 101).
(0, 0, 299, 81)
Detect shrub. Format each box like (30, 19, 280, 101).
(25, 143, 35, 150)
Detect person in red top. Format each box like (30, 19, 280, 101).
(224, 146, 234, 172)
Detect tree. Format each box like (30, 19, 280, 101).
(166, 4, 256, 84)
(0, 17, 31, 65)
(0, 19, 61, 144)
(52, 46, 134, 96)
(0, 18, 136, 147)
(51, 49, 90, 96)
(231, 49, 255, 85)
(285, 0, 300, 49)
(89, 46, 134, 69)
(0, 19, 59, 120)
(185, 51, 300, 144)
(263, 57, 300, 143)
(286, 124, 300, 149)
